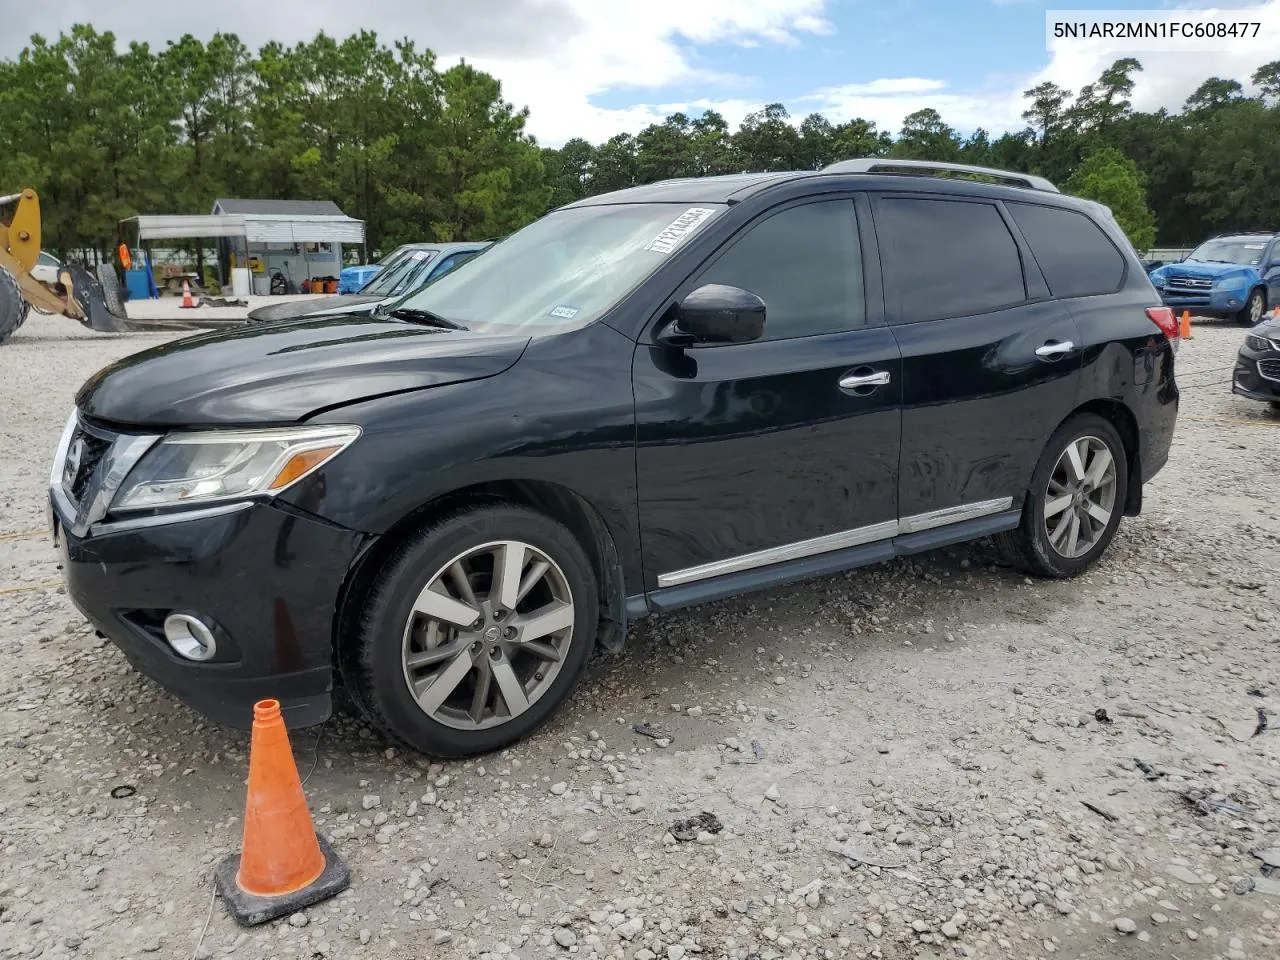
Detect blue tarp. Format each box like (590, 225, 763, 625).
(339, 265, 380, 294)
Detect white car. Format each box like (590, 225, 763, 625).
(31, 251, 61, 286)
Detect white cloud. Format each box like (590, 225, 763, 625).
(611, 1, 1280, 143)
(6, 0, 1279, 149)
(448, 0, 834, 144)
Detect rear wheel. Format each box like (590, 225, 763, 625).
(1236, 288, 1265, 326)
(343, 504, 598, 757)
(995, 414, 1129, 578)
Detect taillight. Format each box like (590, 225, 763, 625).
(1146, 306, 1178, 349)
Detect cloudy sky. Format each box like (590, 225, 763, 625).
(5, 1, 1280, 145)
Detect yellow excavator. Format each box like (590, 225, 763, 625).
(0, 188, 129, 344)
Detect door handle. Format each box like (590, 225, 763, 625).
(839, 370, 891, 390)
(1035, 340, 1075, 359)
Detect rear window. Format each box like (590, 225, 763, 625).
(874, 197, 1026, 324)
(1007, 202, 1125, 298)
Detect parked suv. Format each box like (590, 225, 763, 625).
(1149, 232, 1280, 325)
(50, 160, 1179, 757)
(246, 242, 490, 324)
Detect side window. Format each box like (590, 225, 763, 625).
(433, 251, 478, 280)
(874, 197, 1026, 324)
(37, 251, 59, 267)
(1007, 201, 1125, 298)
(696, 199, 865, 340)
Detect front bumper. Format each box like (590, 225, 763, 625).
(1233, 350, 1280, 402)
(52, 495, 367, 730)
(1157, 287, 1248, 316)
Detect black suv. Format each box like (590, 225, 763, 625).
(50, 160, 1179, 757)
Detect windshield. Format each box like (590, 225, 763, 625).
(362, 249, 437, 296)
(396, 203, 727, 330)
(1187, 238, 1268, 266)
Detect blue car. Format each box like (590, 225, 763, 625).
(1149, 232, 1280, 326)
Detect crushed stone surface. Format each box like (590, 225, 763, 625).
(2, 315, 1279, 959)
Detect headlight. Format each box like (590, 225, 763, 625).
(1214, 275, 1246, 291)
(112, 425, 360, 511)
(1151, 274, 1165, 288)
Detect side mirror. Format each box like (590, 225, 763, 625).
(658, 283, 765, 346)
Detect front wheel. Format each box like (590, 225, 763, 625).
(995, 414, 1129, 578)
(343, 504, 598, 757)
(1236, 288, 1265, 326)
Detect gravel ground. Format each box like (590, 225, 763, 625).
(2, 314, 1279, 960)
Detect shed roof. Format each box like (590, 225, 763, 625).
(213, 198, 346, 216)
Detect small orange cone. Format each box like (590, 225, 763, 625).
(214, 699, 348, 925)
(180, 279, 196, 309)
(1179, 310, 1193, 340)
(1273, 305, 1279, 319)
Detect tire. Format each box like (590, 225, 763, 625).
(995, 413, 1129, 579)
(1236, 288, 1265, 326)
(97, 262, 126, 317)
(342, 503, 599, 757)
(0, 265, 24, 344)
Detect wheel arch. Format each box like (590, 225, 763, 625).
(334, 478, 630, 667)
(1059, 398, 1142, 516)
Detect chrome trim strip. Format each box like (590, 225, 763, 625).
(90, 501, 254, 537)
(897, 496, 1013, 535)
(73, 433, 161, 538)
(656, 496, 1015, 588)
(656, 519, 899, 588)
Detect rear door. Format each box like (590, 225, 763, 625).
(870, 193, 1082, 523)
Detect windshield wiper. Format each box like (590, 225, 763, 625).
(379, 307, 468, 331)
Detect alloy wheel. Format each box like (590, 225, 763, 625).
(1042, 436, 1118, 559)
(1249, 292, 1264, 325)
(401, 540, 575, 730)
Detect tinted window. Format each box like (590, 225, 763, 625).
(697, 199, 865, 339)
(1008, 201, 1125, 297)
(874, 198, 1025, 324)
(433, 251, 479, 280)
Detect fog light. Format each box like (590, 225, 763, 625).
(164, 613, 217, 662)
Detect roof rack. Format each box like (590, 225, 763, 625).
(822, 158, 1059, 194)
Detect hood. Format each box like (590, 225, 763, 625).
(246, 294, 386, 324)
(77, 314, 531, 427)
(1151, 260, 1256, 282)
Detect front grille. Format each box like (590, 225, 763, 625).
(1167, 276, 1213, 290)
(63, 427, 113, 504)
(1259, 359, 1280, 382)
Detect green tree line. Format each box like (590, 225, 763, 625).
(3, 26, 1279, 258)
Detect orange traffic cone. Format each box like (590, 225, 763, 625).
(1273, 305, 1279, 319)
(1179, 310, 1193, 340)
(214, 699, 348, 925)
(180, 279, 196, 309)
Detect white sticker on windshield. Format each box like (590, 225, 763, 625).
(645, 207, 717, 255)
(549, 305, 579, 319)
(410, 250, 431, 260)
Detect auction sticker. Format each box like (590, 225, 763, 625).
(645, 208, 717, 255)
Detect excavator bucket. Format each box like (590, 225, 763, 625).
(0, 188, 130, 344)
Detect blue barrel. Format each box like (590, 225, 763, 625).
(125, 269, 154, 301)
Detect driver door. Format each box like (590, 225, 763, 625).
(632, 196, 902, 599)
